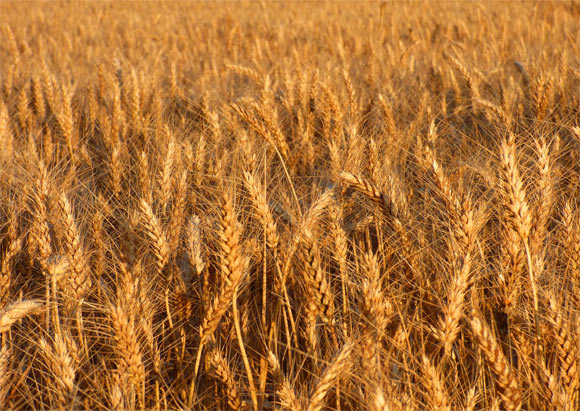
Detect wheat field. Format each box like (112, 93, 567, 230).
(1, 0, 579, 409)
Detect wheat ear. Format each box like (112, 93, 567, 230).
(360, 252, 391, 379)
(307, 342, 353, 411)
(187, 215, 206, 276)
(192, 192, 249, 404)
(548, 297, 579, 406)
(0, 235, 21, 305)
(339, 171, 392, 216)
(300, 229, 335, 326)
(158, 131, 175, 209)
(198, 192, 245, 343)
(0, 300, 44, 333)
(469, 312, 522, 411)
(0, 343, 10, 405)
(38, 334, 76, 406)
(139, 199, 170, 274)
(498, 135, 539, 337)
(31, 161, 53, 264)
(243, 169, 279, 250)
(110, 304, 145, 387)
(421, 354, 450, 411)
(267, 350, 303, 410)
(58, 193, 91, 307)
(205, 346, 244, 410)
(426, 151, 477, 355)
